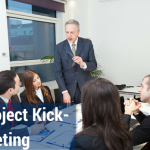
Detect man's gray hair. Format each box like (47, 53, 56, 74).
(65, 19, 80, 30)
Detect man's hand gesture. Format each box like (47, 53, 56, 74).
(124, 97, 141, 115)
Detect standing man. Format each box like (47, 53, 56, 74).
(54, 19, 97, 104)
(123, 74, 150, 146)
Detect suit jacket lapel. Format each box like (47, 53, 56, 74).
(35, 93, 44, 103)
(64, 38, 84, 57)
(0, 97, 6, 104)
(35, 90, 48, 103)
(63, 40, 77, 71)
(76, 37, 83, 56)
(0, 97, 12, 127)
(0, 97, 8, 111)
(64, 40, 74, 59)
(41, 90, 48, 103)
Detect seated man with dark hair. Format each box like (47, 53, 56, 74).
(0, 70, 45, 141)
(123, 74, 150, 147)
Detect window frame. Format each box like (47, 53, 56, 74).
(6, 9, 58, 67)
(6, 8, 59, 92)
(53, 0, 67, 4)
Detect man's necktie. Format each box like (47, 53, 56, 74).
(8, 100, 14, 127)
(72, 43, 76, 56)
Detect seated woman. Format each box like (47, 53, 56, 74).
(70, 78, 132, 150)
(20, 70, 54, 116)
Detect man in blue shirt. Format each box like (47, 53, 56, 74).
(0, 70, 45, 141)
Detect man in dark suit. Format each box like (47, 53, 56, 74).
(123, 74, 150, 146)
(54, 19, 97, 104)
(0, 70, 45, 141)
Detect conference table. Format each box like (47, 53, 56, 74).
(32, 102, 150, 150)
(119, 86, 140, 95)
(119, 86, 140, 99)
(1, 102, 149, 150)
(0, 104, 82, 150)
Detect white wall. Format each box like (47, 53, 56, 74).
(65, 0, 150, 86)
(88, 0, 150, 86)
(2, 0, 150, 86)
(56, 11, 66, 44)
(65, 0, 89, 38)
(0, 0, 10, 71)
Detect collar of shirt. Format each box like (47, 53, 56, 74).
(0, 96, 10, 106)
(35, 88, 44, 103)
(35, 87, 41, 93)
(68, 37, 78, 50)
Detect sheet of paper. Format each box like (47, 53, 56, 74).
(45, 121, 66, 131)
(30, 130, 55, 142)
(47, 130, 75, 149)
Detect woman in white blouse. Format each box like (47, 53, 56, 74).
(20, 70, 54, 116)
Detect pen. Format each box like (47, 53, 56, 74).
(44, 128, 49, 132)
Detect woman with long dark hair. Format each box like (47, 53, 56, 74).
(70, 78, 132, 150)
(20, 70, 54, 116)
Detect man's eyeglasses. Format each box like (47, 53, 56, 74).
(64, 51, 75, 67)
(66, 51, 74, 58)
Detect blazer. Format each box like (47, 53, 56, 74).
(70, 134, 109, 150)
(70, 129, 130, 150)
(0, 94, 34, 141)
(122, 112, 150, 146)
(54, 37, 97, 98)
(20, 86, 54, 116)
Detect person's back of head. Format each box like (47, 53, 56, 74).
(0, 70, 16, 95)
(80, 78, 132, 150)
